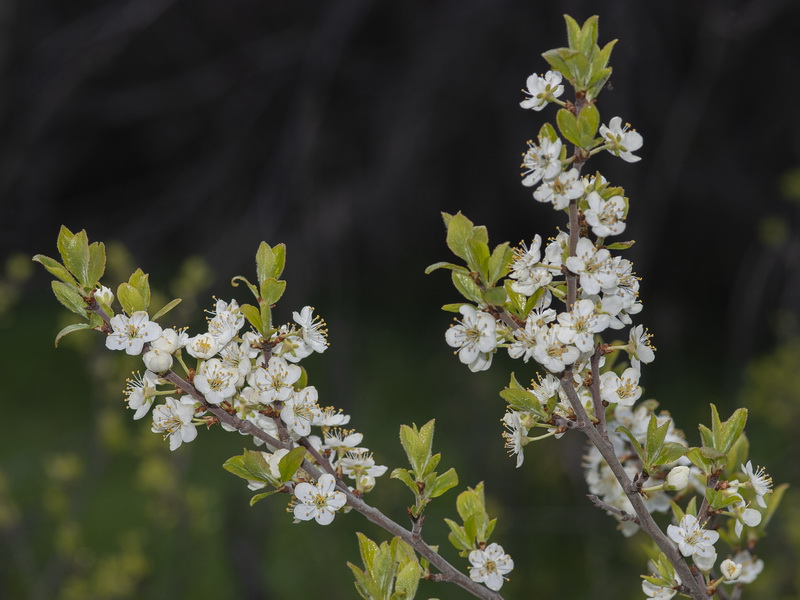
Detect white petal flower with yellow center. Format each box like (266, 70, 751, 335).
(185, 332, 219, 359)
(520, 71, 564, 111)
(106, 311, 162, 355)
(741, 461, 773, 508)
(445, 305, 497, 372)
(293, 306, 329, 353)
(280, 387, 321, 436)
(151, 396, 198, 451)
(194, 358, 239, 405)
(533, 168, 585, 210)
(584, 191, 627, 238)
(556, 298, 610, 352)
(468, 543, 514, 591)
(600, 116, 643, 163)
(253, 356, 302, 403)
(667, 514, 719, 559)
(599, 367, 642, 407)
(125, 370, 160, 420)
(521, 137, 562, 187)
(565, 238, 616, 295)
(293, 473, 346, 525)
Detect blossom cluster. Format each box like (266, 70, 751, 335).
(110, 296, 387, 525)
(438, 58, 776, 596)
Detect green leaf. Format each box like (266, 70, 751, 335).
(455, 485, 485, 523)
(63, 230, 90, 287)
(653, 442, 689, 466)
(54, 323, 91, 346)
(669, 500, 685, 523)
(616, 425, 645, 462)
(278, 447, 306, 482)
(56, 225, 76, 266)
(356, 532, 380, 572)
(725, 434, 749, 479)
(260, 278, 287, 306)
(564, 14, 582, 50)
(222, 455, 254, 481)
(393, 559, 421, 599)
(390, 468, 419, 495)
(538, 122, 559, 142)
(440, 303, 466, 313)
(240, 303, 263, 332)
(700, 446, 727, 460)
(576, 15, 598, 56)
(230, 275, 260, 301)
(444, 518, 471, 552)
(242, 449, 273, 483)
(556, 108, 581, 147)
(52, 281, 88, 317)
(348, 563, 379, 600)
(117, 283, 145, 315)
(604, 240, 635, 250)
(698, 424, 714, 449)
(424, 262, 469, 275)
(577, 103, 601, 148)
(256, 242, 274, 285)
(32, 255, 79, 286)
(685, 496, 697, 517)
(372, 543, 396, 594)
(482, 286, 507, 306)
(467, 238, 490, 283)
(151, 298, 182, 322)
(444, 212, 474, 262)
(451, 272, 483, 304)
(128, 269, 151, 310)
(645, 414, 669, 468)
(685, 447, 712, 474)
(719, 408, 748, 455)
(86, 241, 106, 286)
(500, 378, 544, 418)
(541, 48, 573, 82)
(710, 404, 723, 449)
(249, 490, 277, 506)
(428, 468, 459, 499)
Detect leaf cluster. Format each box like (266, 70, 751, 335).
(222, 447, 306, 506)
(444, 483, 497, 557)
(391, 420, 458, 518)
(347, 534, 422, 600)
(231, 241, 287, 335)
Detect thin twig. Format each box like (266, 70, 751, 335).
(586, 494, 640, 524)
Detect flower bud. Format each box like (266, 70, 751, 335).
(95, 285, 114, 306)
(143, 348, 173, 373)
(666, 465, 691, 491)
(152, 328, 181, 354)
(693, 549, 716, 573)
(720, 558, 742, 581)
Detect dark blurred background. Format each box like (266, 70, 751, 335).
(2, 0, 800, 598)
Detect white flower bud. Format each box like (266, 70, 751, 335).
(693, 548, 717, 573)
(152, 328, 181, 354)
(143, 348, 173, 373)
(95, 285, 114, 306)
(720, 558, 742, 581)
(666, 465, 691, 491)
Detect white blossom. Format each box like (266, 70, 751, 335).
(293, 306, 329, 353)
(565, 238, 616, 295)
(502, 411, 529, 468)
(741, 461, 772, 508)
(194, 358, 239, 405)
(584, 191, 627, 238)
(280, 386, 321, 436)
(533, 168, 585, 210)
(468, 543, 514, 591)
(667, 514, 719, 559)
(253, 356, 302, 403)
(521, 137, 562, 187)
(105, 311, 162, 355)
(292, 473, 346, 525)
(445, 305, 497, 372)
(720, 559, 742, 581)
(520, 71, 564, 111)
(556, 298, 610, 352)
(599, 367, 642, 407)
(724, 551, 763, 584)
(600, 116, 643, 163)
(125, 370, 160, 420)
(185, 332, 219, 359)
(151, 396, 197, 451)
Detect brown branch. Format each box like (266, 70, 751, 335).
(586, 494, 640, 524)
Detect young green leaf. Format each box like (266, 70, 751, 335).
(278, 446, 307, 482)
(54, 323, 91, 347)
(32, 255, 79, 287)
(51, 281, 88, 317)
